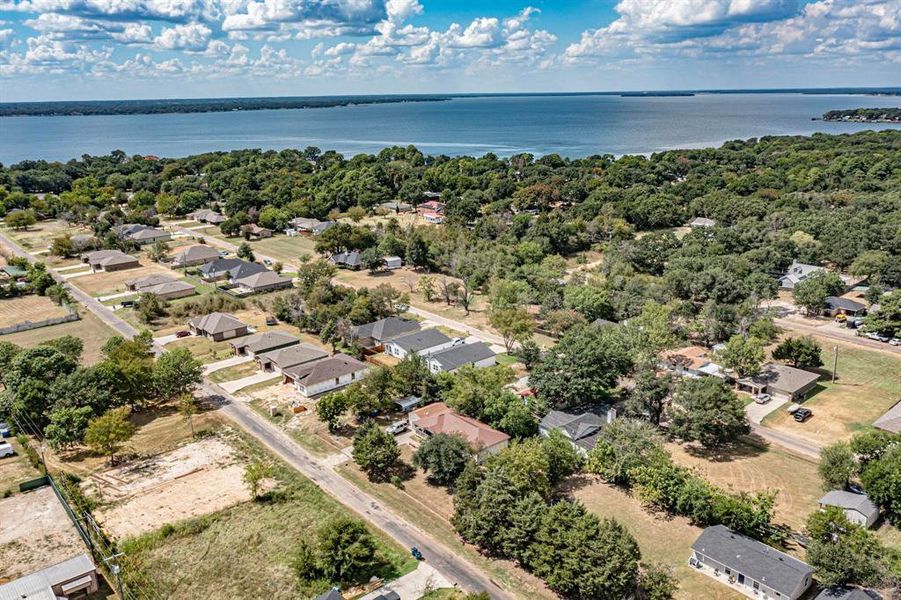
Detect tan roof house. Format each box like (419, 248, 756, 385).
(255, 343, 329, 373)
(139, 280, 196, 300)
(170, 245, 221, 268)
(282, 354, 369, 397)
(188, 312, 249, 342)
(82, 249, 140, 272)
(233, 270, 293, 294)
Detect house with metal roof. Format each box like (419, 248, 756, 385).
(426, 342, 496, 374)
(255, 343, 328, 373)
(689, 525, 813, 600)
(230, 330, 299, 357)
(739, 363, 820, 401)
(282, 354, 369, 397)
(0, 553, 98, 600)
(408, 402, 509, 463)
(170, 244, 221, 268)
(819, 490, 880, 528)
(383, 328, 456, 360)
(350, 316, 420, 350)
(188, 312, 249, 341)
(539, 408, 616, 455)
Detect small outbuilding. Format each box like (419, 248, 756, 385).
(384, 255, 403, 270)
(819, 490, 880, 528)
(0, 553, 99, 599)
(689, 217, 717, 228)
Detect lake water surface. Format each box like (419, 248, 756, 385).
(2, 93, 901, 163)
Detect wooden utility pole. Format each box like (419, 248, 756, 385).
(832, 345, 838, 384)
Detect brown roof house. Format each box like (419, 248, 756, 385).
(188, 312, 249, 342)
(170, 245, 221, 268)
(241, 224, 272, 239)
(82, 249, 140, 272)
(233, 270, 294, 294)
(282, 354, 369, 398)
(255, 343, 329, 374)
(738, 363, 820, 401)
(230, 330, 299, 357)
(139, 280, 196, 300)
(115, 223, 171, 245)
(409, 402, 509, 463)
(661, 346, 726, 379)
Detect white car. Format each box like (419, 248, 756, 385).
(890, 338, 901, 347)
(386, 421, 409, 435)
(0, 441, 13, 459)
(754, 393, 772, 404)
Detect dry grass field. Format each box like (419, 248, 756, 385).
(165, 336, 235, 363)
(2, 219, 88, 251)
(763, 336, 901, 445)
(0, 309, 118, 364)
(667, 441, 821, 530)
(0, 486, 89, 580)
(71, 260, 175, 296)
(0, 295, 70, 328)
(567, 475, 744, 600)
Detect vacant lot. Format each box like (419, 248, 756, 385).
(0, 294, 70, 328)
(166, 336, 235, 364)
(0, 437, 41, 497)
(207, 360, 261, 383)
(0, 486, 89, 580)
(118, 433, 416, 599)
(72, 261, 175, 297)
(567, 475, 743, 600)
(2, 219, 88, 252)
(668, 441, 821, 530)
(1, 309, 117, 363)
(763, 337, 901, 445)
(250, 234, 317, 264)
(94, 438, 252, 539)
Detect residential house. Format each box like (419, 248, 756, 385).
(379, 201, 413, 213)
(815, 587, 882, 600)
(329, 251, 362, 270)
(230, 330, 299, 357)
(417, 200, 446, 224)
(0, 553, 99, 600)
(82, 249, 140, 272)
(286, 217, 335, 236)
(115, 223, 170, 245)
(384, 255, 403, 270)
(350, 316, 420, 351)
(824, 296, 867, 317)
(874, 399, 901, 434)
(233, 270, 293, 294)
(255, 343, 328, 373)
(241, 224, 272, 239)
(738, 363, 820, 401)
(282, 354, 369, 397)
(421, 210, 445, 224)
(689, 525, 813, 600)
(779, 261, 861, 291)
(188, 312, 249, 341)
(819, 491, 880, 528)
(408, 402, 509, 463)
(138, 280, 196, 300)
(199, 258, 267, 282)
(660, 346, 725, 379)
(189, 208, 226, 225)
(426, 342, 496, 374)
(125, 274, 177, 292)
(689, 217, 717, 228)
(383, 328, 457, 360)
(170, 244, 221, 268)
(539, 408, 616, 455)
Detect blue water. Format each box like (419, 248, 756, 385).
(2, 93, 901, 163)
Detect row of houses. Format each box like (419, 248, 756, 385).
(198, 258, 293, 294)
(329, 251, 403, 271)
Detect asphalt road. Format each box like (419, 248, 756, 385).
(0, 229, 510, 598)
(775, 318, 901, 356)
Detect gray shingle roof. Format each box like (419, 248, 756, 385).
(234, 270, 293, 289)
(815, 587, 882, 600)
(228, 261, 268, 280)
(388, 328, 452, 352)
(351, 317, 420, 344)
(172, 245, 220, 265)
(819, 491, 879, 521)
(199, 258, 244, 276)
(188, 312, 247, 335)
(750, 363, 820, 395)
(692, 525, 813, 598)
(127, 274, 177, 289)
(230, 330, 299, 354)
(283, 354, 368, 387)
(143, 280, 195, 296)
(874, 400, 901, 434)
(540, 409, 614, 451)
(330, 251, 361, 267)
(256, 344, 328, 370)
(429, 342, 495, 371)
(825, 296, 866, 312)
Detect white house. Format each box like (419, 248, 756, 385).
(383, 328, 457, 360)
(819, 491, 880, 529)
(282, 354, 369, 397)
(426, 342, 496, 374)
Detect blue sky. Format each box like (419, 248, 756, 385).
(0, 0, 898, 101)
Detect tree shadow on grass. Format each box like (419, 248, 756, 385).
(682, 438, 767, 463)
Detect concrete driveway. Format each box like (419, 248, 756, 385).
(745, 396, 789, 424)
(359, 563, 452, 600)
(204, 354, 253, 375)
(220, 371, 280, 393)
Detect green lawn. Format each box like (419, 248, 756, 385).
(762, 339, 901, 445)
(118, 433, 417, 599)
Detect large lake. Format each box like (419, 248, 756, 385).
(2, 93, 901, 163)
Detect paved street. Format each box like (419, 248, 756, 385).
(775, 318, 901, 356)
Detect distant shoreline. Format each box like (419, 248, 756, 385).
(3, 87, 901, 118)
(820, 107, 901, 124)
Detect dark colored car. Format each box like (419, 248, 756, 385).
(265, 316, 277, 326)
(175, 330, 191, 338)
(793, 408, 813, 422)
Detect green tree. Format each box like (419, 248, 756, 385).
(84, 408, 136, 464)
(669, 378, 750, 448)
(772, 336, 823, 369)
(530, 323, 631, 409)
(488, 307, 535, 353)
(412, 433, 473, 486)
(717, 334, 765, 377)
(360, 246, 385, 271)
(417, 275, 436, 301)
(49, 234, 76, 258)
(637, 563, 679, 600)
(860, 444, 901, 526)
(317, 391, 348, 432)
(147, 239, 169, 262)
(178, 394, 199, 437)
(314, 517, 381, 583)
(625, 365, 673, 425)
(806, 507, 884, 587)
(6, 209, 36, 230)
(541, 428, 583, 485)
(243, 459, 271, 499)
(352, 420, 400, 481)
(793, 270, 845, 315)
(152, 347, 203, 400)
(819, 441, 857, 491)
(586, 418, 669, 484)
(863, 289, 901, 337)
(42, 335, 83, 363)
(44, 405, 94, 450)
(135, 292, 167, 324)
(490, 439, 552, 497)
(237, 242, 255, 262)
(564, 284, 612, 322)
